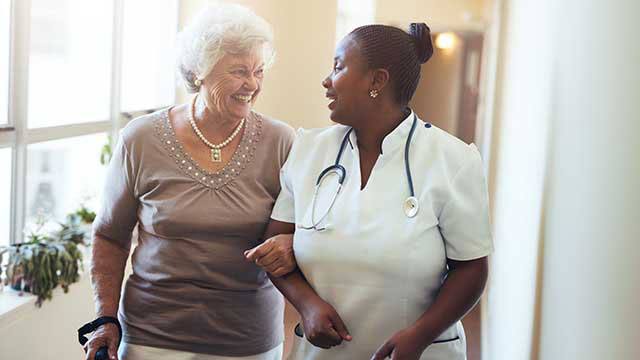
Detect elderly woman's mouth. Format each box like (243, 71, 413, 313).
(232, 94, 253, 102)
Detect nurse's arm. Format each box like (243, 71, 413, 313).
(371, 256, 488, 360)
(260, 219, 353, 349)
(416, 256, 488, 341)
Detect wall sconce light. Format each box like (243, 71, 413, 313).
(435, 32, 456, 50)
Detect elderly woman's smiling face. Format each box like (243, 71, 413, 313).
(201, 46, 265, 121)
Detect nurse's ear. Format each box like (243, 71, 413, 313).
(368, 68, 390, 98)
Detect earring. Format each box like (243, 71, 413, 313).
(194, 78, 203, 87)
(369, 89, 379, 98)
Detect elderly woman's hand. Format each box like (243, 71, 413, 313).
(83, 322, 120, 360)
(244, 233, 296, 277)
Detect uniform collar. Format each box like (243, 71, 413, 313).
(381, 109, 416, 156)
(347, 109, 416, 156)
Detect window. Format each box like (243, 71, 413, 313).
(0, 147, 11, 247)
(121, 0, 178, 112)
(27, 0, 114, 128)
(0, 0, 10, 125)
(3, 1, 178, 243)
(25, 133, 107, 227)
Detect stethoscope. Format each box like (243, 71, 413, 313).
(298, 114, 420, 231)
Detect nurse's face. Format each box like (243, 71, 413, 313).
(322, 36, 372, 126)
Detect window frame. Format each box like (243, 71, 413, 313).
(2, 0, 177, 244)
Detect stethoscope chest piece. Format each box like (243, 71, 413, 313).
(404, 196, 419, 218)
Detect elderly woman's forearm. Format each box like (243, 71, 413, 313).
(90, 234, 130, 317)
(262, 219, 322, 315)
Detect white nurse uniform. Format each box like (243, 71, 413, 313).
(271, 111, 493, 360)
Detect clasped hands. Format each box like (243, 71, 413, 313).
(294, 296, 428, 360)
(245, 234, 428, 359)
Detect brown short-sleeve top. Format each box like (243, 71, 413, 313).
(93, 108, 295, 356)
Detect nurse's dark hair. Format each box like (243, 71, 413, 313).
(348, 23, 433, 106)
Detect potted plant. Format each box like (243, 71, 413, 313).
(73, 204, 96, 225)
(1, 215, 86, 306)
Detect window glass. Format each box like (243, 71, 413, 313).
(0, 147, 11, 246)
(28, 0, 114, 128)
(25, 133, 107, 231)
(120, 0, 178, 112)
(0, 0, 11, 125)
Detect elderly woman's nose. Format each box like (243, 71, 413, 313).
(244, 75, 260, 91)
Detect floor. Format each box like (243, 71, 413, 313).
(282, 301, 482, 359)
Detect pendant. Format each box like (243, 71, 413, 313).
(211, 148, 222, 162)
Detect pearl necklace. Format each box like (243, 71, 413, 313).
(188, 94, 245, 163)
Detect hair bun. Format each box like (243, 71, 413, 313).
(409, 23, 433, 63)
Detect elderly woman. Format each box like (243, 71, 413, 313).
(83, 4, 295, 360)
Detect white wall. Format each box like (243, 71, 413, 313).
(0, 274, 95, 359)
(486, 0, 640, 359)
(484, 0, 553, 358)
(537, 0, 640, 358)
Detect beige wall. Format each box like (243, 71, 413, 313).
(370, 0, 489, 138)
(410, 35, 465, 134)
(375, 0, 489, 31)
(178, 0, 338, 129)
(178, 0, 490, 130)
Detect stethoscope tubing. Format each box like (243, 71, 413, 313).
(302, 114, 419, 231)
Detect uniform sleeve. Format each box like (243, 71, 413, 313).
(269, 130, 300, 224)
(278, 124, 296, 167)
(439, 144, 494, 260)
(92, 133, 139, 250)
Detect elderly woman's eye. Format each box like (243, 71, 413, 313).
(254, 69, 264, 77)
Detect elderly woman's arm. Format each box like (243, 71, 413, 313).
(83, 233, 130, 360)
(244, 232, 296, 277)
(252, 219, 352, 349)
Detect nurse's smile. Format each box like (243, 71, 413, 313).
(326, 92, 337, 110)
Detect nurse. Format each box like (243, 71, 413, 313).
(248, 23, 493, 360)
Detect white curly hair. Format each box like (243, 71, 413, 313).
(176, 3, 275, 93)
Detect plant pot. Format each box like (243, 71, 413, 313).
(9, 275, 31, 293)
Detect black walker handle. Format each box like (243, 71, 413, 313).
(95, 347, 109, 360)
(78, 316, 122, 360)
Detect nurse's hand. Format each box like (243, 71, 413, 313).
(244, 234, 296, 277)
(370, 326, 425, 360)
(300, 297, 352, 349)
